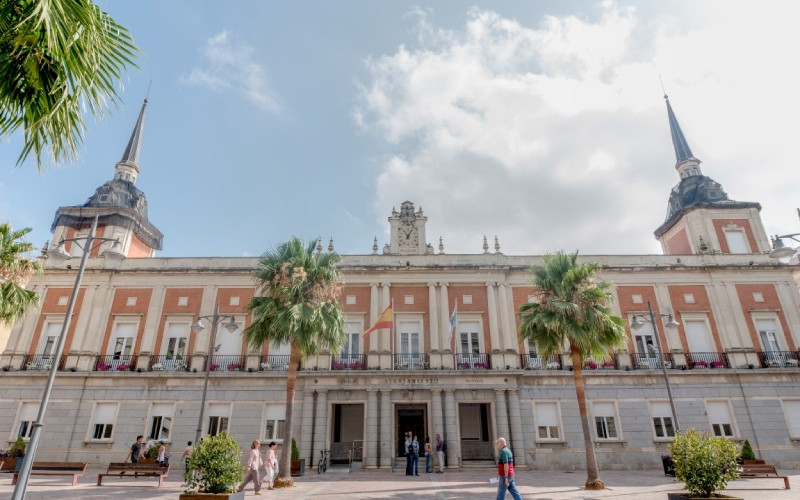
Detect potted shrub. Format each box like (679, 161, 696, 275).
(181, 431, 244, 499)
(667, 428, 741, 500)
(290, 438, 305, 476)
(0, 436, 26, 472)
(739, 439, 763, 465)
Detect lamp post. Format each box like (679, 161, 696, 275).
(12, 216, 124, 500)
(630, 300, 681, 433)
(769, 208, 800, 262)
(191, 303, 239, 444)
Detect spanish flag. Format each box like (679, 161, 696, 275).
(363, 304, 393, 338)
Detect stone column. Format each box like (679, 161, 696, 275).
(430, 388, 443, 448)
(369, 283, 379, 352)
(313, 390, 329, 465)
(428, 282, 440, 352)
(507, 390, 526, 466)
(486, 282, 501, 352)
(494, 389, 510, 446)
(498, 283, 514, 352)
(69, 284, 96, 353)
(8, 284, 42, 353)
(443, 389, 458, 468)
(380, 390, 393, 469)
(440, 283, 451, 353)
(366, 389, 379, 469)
(299, 390, 315, 464)
(82, 282, 115, 354)
(139, 285, 166, 353)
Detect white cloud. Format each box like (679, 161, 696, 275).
(354, 2, 800, 255)
(181, 31, 281, 112)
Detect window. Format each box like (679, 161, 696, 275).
(593, 402, 618, 439)
(207, 403, 230, 437)
(650, 402, 676, 438)
(783, 400, 800, 438)
(398, 321, 423, 367)
(90, 403, 118, 440)
(535, 402, 561, 440)
(723, 230, 748, 254)
(707, 401, 735, 437)
(340, 322, 361, 363)
(164, 323, 189, 370)
(149, 403, 174, 441)
(264, 405, 286, 442)
(16, 402, 38, 438)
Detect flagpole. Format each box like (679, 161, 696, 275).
(390, 298, 395, 357)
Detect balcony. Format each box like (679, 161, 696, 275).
(23, 354, 66, 372)
(758, 350, 800, 368)
(208, 355, 246, 372)
(149, 355, 191, 372)
(260, 354, 289, 371)
(392, 353, 430, 370)
(687, 352, 729, 369)
(94, 355, 136, 372)
(454, 353, 490, 370)
(331, 354, 366, 370)
(630, 352, 674, 370)
(520, 354, 562, 370)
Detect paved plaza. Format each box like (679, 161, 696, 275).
(1, 466, 797, 499)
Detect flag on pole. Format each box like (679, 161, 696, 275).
(448, 302, 458, 343)
(363, 304, 393, 339)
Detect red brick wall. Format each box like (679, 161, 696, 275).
(713, 219, 758, 254)
(667, 285, 722, 353)
(28, 287, 87, 355)
(153, 288, 205, 356)
(665, 228, 692, 255)
(98, 289, 153, 355)
(735, 284, 796, 351)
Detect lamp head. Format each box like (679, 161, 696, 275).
(665, 314, 680, 330)
(100, 240, 126, 268)
(630, 315, 644, 331)
(224, 317, 239, 333)
(46, 240, 71, 266)
(769, 236, 796, 262)
(191, 319, 206, 333)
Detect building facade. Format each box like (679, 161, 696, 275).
(2, 97, 799, 470)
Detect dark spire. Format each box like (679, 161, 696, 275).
(119, 98, 147, 167)
(665, 95, 697, 166)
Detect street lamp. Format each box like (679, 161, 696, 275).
(190, 303, 239, 443)
(12, 216, 124, 500)
(630, 300, 681, 433)
(769, 233, 800, 262)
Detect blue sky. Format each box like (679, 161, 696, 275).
(2, 1, 799, 257)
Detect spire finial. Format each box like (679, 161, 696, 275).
(372, 236, 378, 255)
(482, 235, 489, 254)
(114, 97, 149, 184)
(664, 94, 699, 170)
(438, 236, 444, 254)
(328, 237, 334, 253)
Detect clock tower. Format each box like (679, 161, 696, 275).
(387, 201, 430, 255)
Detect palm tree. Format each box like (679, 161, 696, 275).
(0, 0, 139, 170)
(243, 237, 346, 488)
(0, 222, 40, 324)
(518, 251, 625, 490)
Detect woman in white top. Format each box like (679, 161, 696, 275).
(237, 440, 263, 495)
(262, 441, 278, 490)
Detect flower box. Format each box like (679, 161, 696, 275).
(474, 362, 489, 369)
(602, 361, 616, 369)
(545, 362, 560, 370)
(349, 362, 363, 370)
(209, 363, 219, 371)
(332, 362, 347, 370)
(96, 363, 111, 371)
(260, 362, 273, 371)
(585, 361, 598, 370)
(786, 359, 799, 367)
(226, 363, 241, 371)
(151, 363, 164, 371)
(692, 361, 708, 369)
(710, 361, 725, 368)
(637, 361, 652, 369)
(458, 362, 471, 369)
(115, 364, 131, 371)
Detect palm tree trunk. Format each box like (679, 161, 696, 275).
(275, 343, 300, 487)
(571, 344, 604, 490)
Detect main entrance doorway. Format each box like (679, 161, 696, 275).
(395, 404, 426, 458)
(331, 403, 364, 464)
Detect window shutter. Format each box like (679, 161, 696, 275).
(650, 402, 671, 418)
(151, 403, 173, 416)
(19, 402, 38, 421)
(593, 402, 614, 417)
(536, 403, 558, 427)
(208, 403, 230, 417)
(784, 401, 800, 437)
(707, 401, 732, 424)
(94, 403, 117, 424)
(265, 405, 285, 420)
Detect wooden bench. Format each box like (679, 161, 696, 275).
(737, 463, 790, 489)
(97, 462, 170, 487)
(11, 462, 87, 486)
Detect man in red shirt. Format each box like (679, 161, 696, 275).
(495, 437, 523, 500)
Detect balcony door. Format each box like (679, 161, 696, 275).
(339, 322, 361, 364)
(633, 322, 659, 368)
(164, 323, 189, 371)
(757, 319, 787, 365)
(109, 323, 136, 369)
(458, 321, 481, 367)
(36, 323, 61, 369)
(398, 322, 421, 368)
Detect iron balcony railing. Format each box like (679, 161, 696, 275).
(23, 354, 66, 371)
(454, 353, 490, 370)
(259, 354, 290, 371)
(208, 355, 246, 372)
(331, 354, 366, 370)
(520, 353, 562, 370)
(687, 352, 729, 369)
(392, 353, 430, 370)
(631, 352, 674, 370)
(758, 350, 800, 368)
(94, 355, 136, 372)
(149, 355, 191, 372)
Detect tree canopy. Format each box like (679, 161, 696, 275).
(0, 222, 40, 324)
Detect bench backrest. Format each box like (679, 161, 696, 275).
(106, 462, 168, 473)
(741, 464, 778, 474)
(31, 462, 87, 472)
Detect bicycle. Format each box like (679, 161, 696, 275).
(318, 449, 330, 474)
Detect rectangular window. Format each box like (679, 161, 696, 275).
(724, 230, 749, 254)
(149, 403, 174, 441)
(90, 403, 117, 440)
(707, 401, 735, 438)
(650, 402, 676, 438)
(16, 402, 38, 438)
(207, 403, 230, 437)
(783, 400, 800, 438)
(593, 402, 618, 439)
(264, 405, 286, 442)
(535, 402, 561, 440)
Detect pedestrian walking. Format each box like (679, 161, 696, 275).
(411, 435, 420, 476)
(157, 440, 168, 465)
(424, 436, 432, 473)
(404, 433, 412, 476)
(495, 437, 522, 500)
(181, 441, 193, 473)
(125, 435, 144, 463)
(261, 441, 277, 490)
(435, 434, 444, 473)
(237, 440, 263, 495)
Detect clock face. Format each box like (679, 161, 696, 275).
(398, 225, 418, 253)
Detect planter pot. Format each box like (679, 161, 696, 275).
(179, 492, 244, 500)
(742, 459, 765, 465)
(667, 493, 743, 500)
(290, 458, 305, 476)
(1, 458, 18, 472)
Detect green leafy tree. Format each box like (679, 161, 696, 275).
(0, 222, 40, 324)
(0, 0, 139, 170)
(518, 251, 625, 490)
(183, 431, 243, 494)
(244, 237, 347, 488)
(669, 428, 739, 498)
